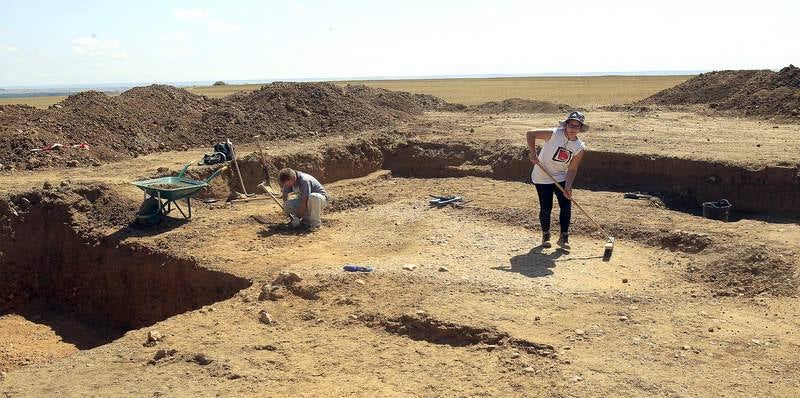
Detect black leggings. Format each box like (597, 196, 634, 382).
(534, 183, 572, 234)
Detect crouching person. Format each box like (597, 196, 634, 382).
(279, 168, 328, 230)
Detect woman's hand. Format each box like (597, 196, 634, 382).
(563, 186, 573, 200)
(529, 151, 540, 165)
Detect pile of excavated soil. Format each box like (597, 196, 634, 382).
(0, 181, 138, 234)
(326, 193, 377, 213)
(639, 65, 800, 119)
(470, 98, 570, 114)
(228, 82, 404, 133)
(0, 83, 459, 170)
(688, 246, 798, 297)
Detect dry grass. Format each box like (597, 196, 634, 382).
(334, 76, 691, 106)
(0, 96, 67, 109)
(1, 75, 690, 109)
(186, 85, 262, 98)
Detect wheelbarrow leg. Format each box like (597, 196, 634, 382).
(157, 191, 165, 216)
(156, 191, 167, 224)
(172, 199, 189, 219)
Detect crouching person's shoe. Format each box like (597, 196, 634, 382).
(305, 219, 322, 232)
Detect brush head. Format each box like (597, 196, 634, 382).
(602, 237, 615, 262)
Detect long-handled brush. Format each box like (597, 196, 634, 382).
(537, 165, 614, 261)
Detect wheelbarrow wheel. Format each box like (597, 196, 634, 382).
(135, 197, 164, 227)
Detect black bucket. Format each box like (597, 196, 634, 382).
(702, 199, 732, 222)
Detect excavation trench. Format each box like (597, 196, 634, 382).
(0, 189, 251, 369)
(212, 138, 800, 217)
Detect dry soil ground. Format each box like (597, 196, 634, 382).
(0, 107, 798, 397)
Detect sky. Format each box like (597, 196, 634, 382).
(0, 0, 798, 87)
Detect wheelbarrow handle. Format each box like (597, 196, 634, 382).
(177, 163, 191, 178)
(205, 165, 229, 183)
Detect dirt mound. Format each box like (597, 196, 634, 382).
(1, 82, 454, 170)
(688, 247, 798, 297)
(640, 65, 800, 119)
(343, 84, 466, 113)
(229, 82, 404, 133)
(1, 181, 138, 233)
(470, 98, 570, 114)
(327, 193, 376, 212)
(360, 313, 557, 357)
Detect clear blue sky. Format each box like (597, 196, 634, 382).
(0, 0, 797, 86)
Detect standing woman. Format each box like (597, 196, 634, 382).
(526, 111, 588, 250)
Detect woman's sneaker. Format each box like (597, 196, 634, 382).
(541, 232, 552, 248)
(557, 233, 571, 251)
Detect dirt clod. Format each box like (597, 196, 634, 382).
(143, 330, 163, 347)
(258, 284, 287, 301)
(272, 272, 302, 286)
(258, 310, 274, 325)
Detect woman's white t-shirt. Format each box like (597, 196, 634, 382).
(531, 127, 586, 184)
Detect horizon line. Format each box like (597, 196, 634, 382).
(0, 70, 708, 92)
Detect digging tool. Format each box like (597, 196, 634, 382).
(228, 195, 272, 204)
(226, 138, 252, 197)
(536, 163, 614, 261)
(253, 135, 270, 185)
(257, 181, 301, 226)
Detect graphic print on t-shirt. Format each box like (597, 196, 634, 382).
(552, 146, 573, 163)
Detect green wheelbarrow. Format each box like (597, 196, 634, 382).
(132, 164, 228, 226)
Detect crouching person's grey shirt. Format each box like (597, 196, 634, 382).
(282, 171, 327, 200)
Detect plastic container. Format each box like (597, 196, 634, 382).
(702, 199, 732, 222)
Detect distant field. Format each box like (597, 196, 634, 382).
(2, 75, 690, 109)
(186, 84, 259, 98)
(334, 76, 691, 106)
(0, 95, 68, 109)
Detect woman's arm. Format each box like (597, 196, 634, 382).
(526, 129, 553, 164)
(563, 151, 586, 199)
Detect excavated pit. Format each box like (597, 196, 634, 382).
(383, 140, 800, 217)
(0, 188, 251, 362)
(213, 137, 799, 217)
